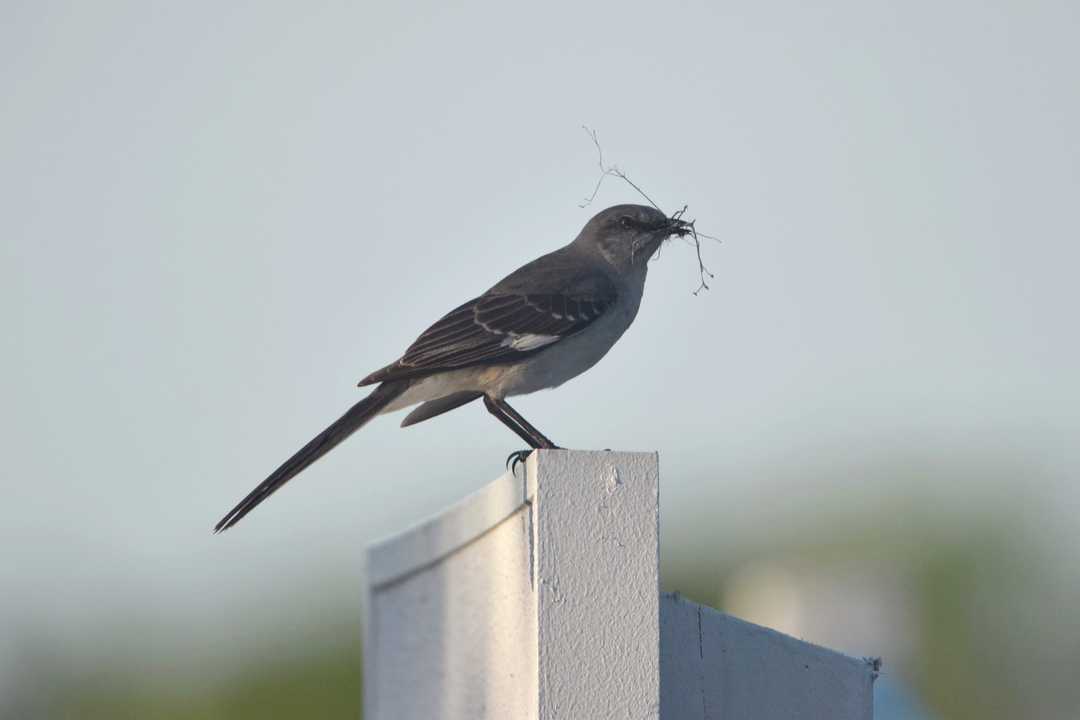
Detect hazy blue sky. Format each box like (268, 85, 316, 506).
(2, 0, 1077, 692)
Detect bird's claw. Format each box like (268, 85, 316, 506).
(506, 449, 532, 474)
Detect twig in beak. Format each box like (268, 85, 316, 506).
(688, 220, 715, 296)
(580, 128, 720, 295)
(579, 126, 662, 212)
(667, 205, 714, 295)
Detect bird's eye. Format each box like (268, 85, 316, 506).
(618, 217, 633, 228)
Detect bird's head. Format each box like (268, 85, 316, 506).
(576, 204, 691, 271)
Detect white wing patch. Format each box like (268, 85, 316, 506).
(502, 333, 561, 351)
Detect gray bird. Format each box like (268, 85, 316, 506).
(215, 204, 691, 531)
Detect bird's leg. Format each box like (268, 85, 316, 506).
(483, 395, 559, 449)
(484, 395, 541, 448)
(484, 395, 560, 476)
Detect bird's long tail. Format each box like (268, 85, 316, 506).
(214, 380, 409, 533)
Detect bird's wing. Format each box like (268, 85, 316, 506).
(359, 274, 617, 386)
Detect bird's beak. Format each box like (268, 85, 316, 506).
(642, 216, 690, 239)
(667, 218, 692, 238)
(633, 218, 687, 263)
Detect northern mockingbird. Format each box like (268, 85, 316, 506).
(215, 203, 691, 531)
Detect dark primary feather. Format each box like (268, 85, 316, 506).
(400, 391, 483, 428)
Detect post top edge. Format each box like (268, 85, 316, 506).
(366, 450, 660, 587)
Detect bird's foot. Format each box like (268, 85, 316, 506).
(506, 449, 532, 474)
(506, 444, 565, 474)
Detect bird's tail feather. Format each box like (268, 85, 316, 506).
(214, 380, 409, 533)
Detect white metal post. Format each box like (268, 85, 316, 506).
(364, 450, 875, 720)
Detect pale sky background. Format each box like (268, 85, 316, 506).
(2, 0, 1078, 695)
